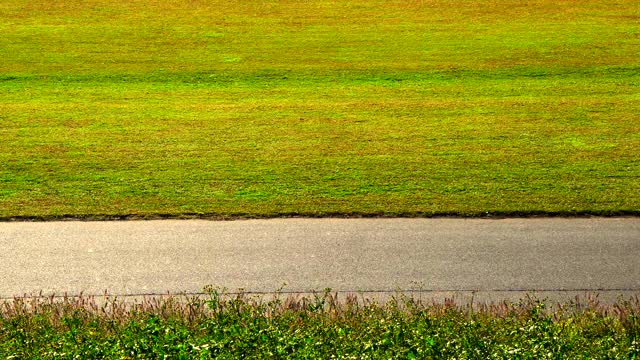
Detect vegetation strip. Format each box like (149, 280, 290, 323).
(1, 0, 639, 218)
(5, 288, 640, 302)
(1, 290, 638, 358)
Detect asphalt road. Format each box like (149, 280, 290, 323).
(1, 218, 639, 303)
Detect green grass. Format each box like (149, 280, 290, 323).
(1, 290, 638, 358)
(1, 0, 639, 218)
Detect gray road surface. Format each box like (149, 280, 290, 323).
(1, 218, 639, 303)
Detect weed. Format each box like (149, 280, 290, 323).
(0, 290, 638, 358)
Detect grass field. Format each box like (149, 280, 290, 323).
(1, 0, 639, 218)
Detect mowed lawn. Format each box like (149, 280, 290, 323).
(1, 0, 638, 218)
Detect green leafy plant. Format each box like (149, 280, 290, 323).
(0, 290, 638, 358)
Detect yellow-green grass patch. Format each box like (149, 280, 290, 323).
(1, 0, 639, 218)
